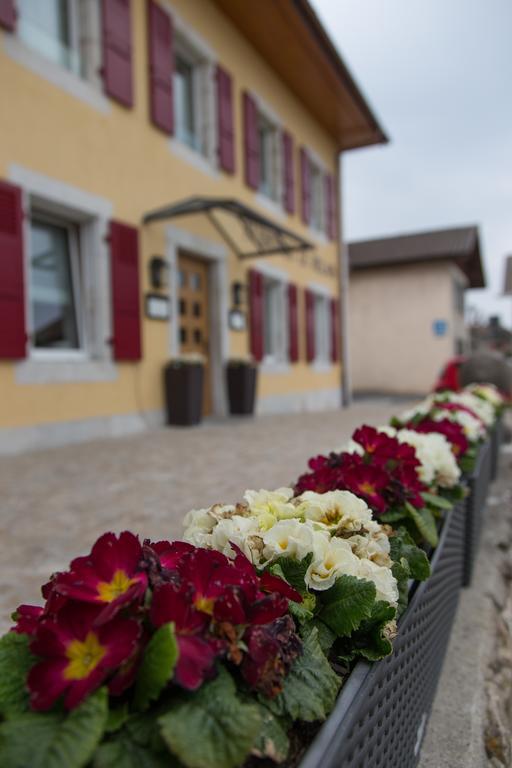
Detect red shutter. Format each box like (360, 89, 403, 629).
(243, 92, 260, 190)
(305, 288, 315, 363)
(249, 269, 263, 362)
(0, 181, 26, 359)
(0, 0, 16, 31)
(147, 0, 174, 134)
(217, 65, 235, 173)
(300, 148, 311, 225)
(330, 298, 340, 362)
(101, 0, 133, 108)
(110, 220, 142, 361)
(288, 283, 299, 363)
(282, 131, 295, 214)
(325, 174, 337, 240)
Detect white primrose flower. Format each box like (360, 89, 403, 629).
(465, 383, 505, 409)
(261, 518, 317, 562)
(347, 530, 392, 568)
(304, 535, 361, 591)
(243, 487, 299, 530)
(398, 398, 433, 425)
(182, 506, 218, 535)
(356, 558, 399, 606)
(296, 490, 374, 532)
(443, 391, 495, 427)
(210, 515, 263, 562)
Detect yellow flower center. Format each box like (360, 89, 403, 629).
(320, 508, 341, 525)
(97, 569, 136, 603)
(64, 631, 106, 681)
(194, 595, 215, 615)
(360, 482, 376, 495)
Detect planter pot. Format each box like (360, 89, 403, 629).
(299, 501, 465, 768)
(226, 363, 257, 416)
(490, 416, 504, 482)
(462, 439, 492, 587)
(163, 362, 204, 426)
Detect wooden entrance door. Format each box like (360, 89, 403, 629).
(178, 253, 212, 416)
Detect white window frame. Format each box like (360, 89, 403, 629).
(9, 165, 116, 385)
(27, 210, 87, 361)
(255, 263, 289, 372)
(253, 95, 284, 215)
(310, 284, 333, 370)
(3, 0, 108, 114)
(167, 5, 218, 175)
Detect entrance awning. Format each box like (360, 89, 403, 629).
(143, 196, 314, 259)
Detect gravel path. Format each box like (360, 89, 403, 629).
(0, 399, 413, 632)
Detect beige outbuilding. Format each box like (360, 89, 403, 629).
(348, 227, 485, 395)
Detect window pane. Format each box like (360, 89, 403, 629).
(190, 272, 201, 291)
(30, 219, 80, 350)
(193, 302, 201, 317)
(263, 279, 277, 357)
(18, 0, 81, 74)
(193, 329, 202, 344)
(179, 299, 186, 316)
(174, 54, 197, 150)
(258, 117, 276, 200)
(180, 327, 187, 344)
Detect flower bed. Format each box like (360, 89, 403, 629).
(299, 500, 465, 768)
(490, 414, 504, 481)
(0, 381, 506, 768)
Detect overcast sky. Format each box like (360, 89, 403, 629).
(312, 0, 512, 328)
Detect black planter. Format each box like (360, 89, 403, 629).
(462, 438, 492, 586)
(163, 362, 204, 426)
(299, 501, 465, 768)
(490, 416, 503, 482)
(226, 362, 257, 416)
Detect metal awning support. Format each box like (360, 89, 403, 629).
(143, 196, 314, 259)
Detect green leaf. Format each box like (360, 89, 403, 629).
(379, 508, 408, 523)
(105, 704, 130, 734)
(269, 554, 313, 594)
(405, 503, 439, 547)
(335, 601, 396, 662)
(133, 622, 179, 711)
(391, 557, 410, 616)
(0, 687, 108, 768)
(158, 667, 261, 768)
(0, 632, 36, 718)
(317, 575, 376, 637)
(390, 529, 430, 582)
(421, 491, 453, 510)
(94, 713, 169, 768)
(266, 628, 340, 722)
(300, 619, 337, 653)
(251, 704, 289, 763)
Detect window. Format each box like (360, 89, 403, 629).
(310, 163, 326, 233)
(262, 276, 287, 363)
(17, 0, 100, 83)
(28, 214, 84, 353)
(453, 279, 465, 316)
(173, 33, 215, 161)
(313, 293, 330, 364)
(258, 113, 280, 201)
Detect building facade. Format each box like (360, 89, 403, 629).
(348, 227, 485, 396)
(0, 0, 384, 452)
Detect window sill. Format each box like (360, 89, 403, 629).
(15, 358, 118, 385)
(169, 138, 218, 179)
(255, 192, 285, 220)
(3, 36, 110, 114)
(312, 361, 333, 373)
(260, 360, 291, 375)
(308, 226, 329, 245)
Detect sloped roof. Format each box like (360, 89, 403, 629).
(212, 0, 387, 151)
(348, 226, 485, 288)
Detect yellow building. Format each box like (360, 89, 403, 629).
(0, 0, 385, 452)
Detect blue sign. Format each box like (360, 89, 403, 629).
(433, 319, 448, 337)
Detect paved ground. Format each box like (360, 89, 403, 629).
(0, 399, 413, 633)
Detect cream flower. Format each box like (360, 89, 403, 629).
(347, 530, 392, 568)
(182, 506, 217, 535)
(297, 490, 373, 532)
(465, 383, 504, 409)
(210, 515, 262, 562)
(304, 535, 361, 591)
(356, 558, 399, 605)
(261, 518, 317, 562)
(243, 487, 299, 530)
